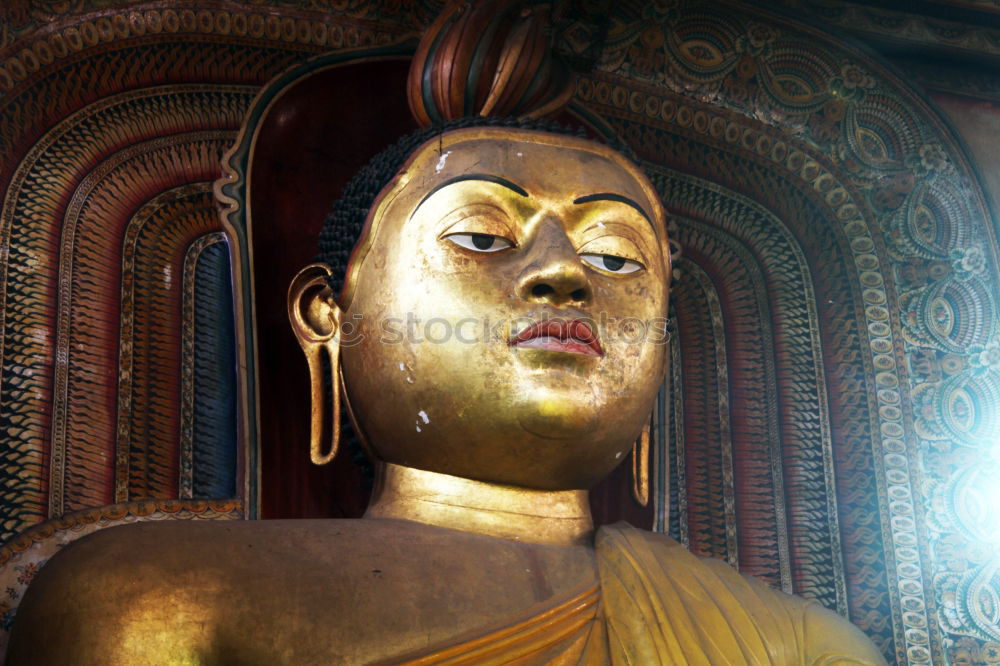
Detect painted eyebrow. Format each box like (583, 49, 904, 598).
(573, 193, 654, 228)
(417, 173, 528, 209)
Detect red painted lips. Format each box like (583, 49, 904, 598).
(509, 319, 604, 357)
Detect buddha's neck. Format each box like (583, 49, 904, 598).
(364, 463, 594, 546)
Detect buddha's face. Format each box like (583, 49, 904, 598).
(321, 128, 669, 490)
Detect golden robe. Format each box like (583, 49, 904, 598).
(393, 523, 887, 665)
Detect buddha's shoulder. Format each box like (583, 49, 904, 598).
(18, 516, 489, 594)
(9, 519, 598, 664)
(6, 520, 353, 659)
(24, 517, 379, 582)
(6, 519, 423, 662)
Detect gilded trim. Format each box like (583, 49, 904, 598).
(685, 260, 740, 568)
(114, 180, 218, 503)
(49, 136, 225, 516)
(0, 84, 250, 525)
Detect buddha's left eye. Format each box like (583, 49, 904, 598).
(580, 253, 644, 274)
(444, 233, 514, 253)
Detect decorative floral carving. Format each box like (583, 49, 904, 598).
(917, 142, 950, 173)
(951, 246, 988, 281)
(949, 636, 983, 664)
(968, 343, 1000, 375)
(839, 63, 876, 90)
(745, 22, 777, 52)
(12, 563, 36, 587)
(627, 27, 666, 77)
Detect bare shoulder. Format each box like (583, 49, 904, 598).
(7, 518, 597, 665)
(6, 519, 368, 664)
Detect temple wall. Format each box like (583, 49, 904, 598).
(931, 94, 1000, 221)
(0, 1, 998, 663)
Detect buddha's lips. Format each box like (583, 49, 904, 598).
(509, 319, 604, 357)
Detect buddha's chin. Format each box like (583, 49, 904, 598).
(513, 386, 599, 440)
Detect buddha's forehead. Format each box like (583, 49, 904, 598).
(397, 128, 660, 216)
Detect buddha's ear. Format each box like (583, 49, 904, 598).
(288, 263, 343, 465)
(288, 263, 341, 343)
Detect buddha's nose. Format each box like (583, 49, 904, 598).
(517, 217, 592, 307)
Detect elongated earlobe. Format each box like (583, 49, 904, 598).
(631, 420, 650, 507)
(288, 264, 344, 465)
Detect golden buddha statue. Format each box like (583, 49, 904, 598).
(7, 117, 887, 664)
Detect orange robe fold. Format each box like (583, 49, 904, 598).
(597, 523, 887, 665)
(391, 582, 607, 665)
(388, 523, 887, 665)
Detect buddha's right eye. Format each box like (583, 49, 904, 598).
(444, 233, 514, 253)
